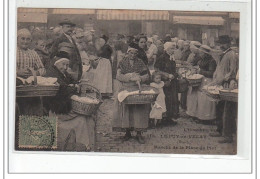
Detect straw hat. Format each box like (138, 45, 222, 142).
(199, 45, 211, 54)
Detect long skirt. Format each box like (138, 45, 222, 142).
(49, 111, 95, 151)
(163, 80, 179, 119)
(196, 77, 217, 120)
(186, 86, 199, 117)
(92, 58, 113, 94)
(112, 83, 150, 132)
(196, 91, 217, 120)
(112, 100, 150, 132)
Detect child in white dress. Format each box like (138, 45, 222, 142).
(149, 71, 166, 127)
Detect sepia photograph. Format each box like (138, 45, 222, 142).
(15, 8, 240, 155)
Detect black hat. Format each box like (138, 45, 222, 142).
(216, 35, 231, 44)
(164, 36, 172, 43)
(59, 19, 76, 27)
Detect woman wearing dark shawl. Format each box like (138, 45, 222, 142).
(154, 42, 179, 124)
(44, 57, 95, 151)
(112, 47, 150, 144)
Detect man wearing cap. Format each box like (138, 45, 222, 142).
(209, 35, 238, 143)
(50, 19, 82, 81)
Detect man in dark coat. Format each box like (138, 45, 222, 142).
(50, 19, 82, 81)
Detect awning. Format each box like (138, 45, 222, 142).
(18, 8, 48, 13)
(17, 8, 48, 23)
(51, 8, 95, 14)
(97, 10, 169, 20)
(172, 16, 225, 26)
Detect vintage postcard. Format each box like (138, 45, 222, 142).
(15, 8, 239, 155)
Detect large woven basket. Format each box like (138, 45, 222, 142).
(219, 90, 238, 102)
(121, 85, 159, 104)
(16, 68, 59, 97)
(71, 83, 103, 116)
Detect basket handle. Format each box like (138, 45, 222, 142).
(28, 68, 37, 85)
(79, 82, 102, 101)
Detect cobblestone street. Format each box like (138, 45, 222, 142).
(95, 99, 236, 155)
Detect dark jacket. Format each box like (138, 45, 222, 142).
(180, 49, 191, 61)
(198, 54, 217, 78)
(98, 43, 113, 64)
(154, 52, 178, 81)
(44, 65, 78, 114)
(50, 33, 82, 80)
(154, 52, 179, 118)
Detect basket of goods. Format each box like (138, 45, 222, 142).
(202, 85, 223, 100)
(119, 83, 159, 104)
(71, 83, 103, 116)
(219, 88, 238, 102)
(186, 74, 203, 87)
(16, 68, 59, 97)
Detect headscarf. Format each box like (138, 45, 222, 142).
(164, 42, 175, 51)
(17, 28, 31, 37)
(127, 47, 138, 54)
(54, 58, 70, 66)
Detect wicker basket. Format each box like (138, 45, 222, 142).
(121, 86, 159, 104)
(16, 68, 59, 97)
(219, 90, 238, 102)
(71, 83, 103, 116)
(187, 78, 202, 87)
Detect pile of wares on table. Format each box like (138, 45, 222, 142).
(16, 75, 59, 97)
(179, 66, 203, 87)
(202, 85, 223, 99)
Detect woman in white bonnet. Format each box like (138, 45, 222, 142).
(16, 28, 45, 78)
(44, 56, 95, 151)
(16, 28, 46, 117)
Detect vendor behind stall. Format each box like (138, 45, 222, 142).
(16, 28, 46, 116)
(44, 57, 95, 151)
(16, 28, 46, 78)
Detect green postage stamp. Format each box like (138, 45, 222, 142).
(18, 115, 57, 149)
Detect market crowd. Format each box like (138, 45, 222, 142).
(16, 19, 239, 150)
